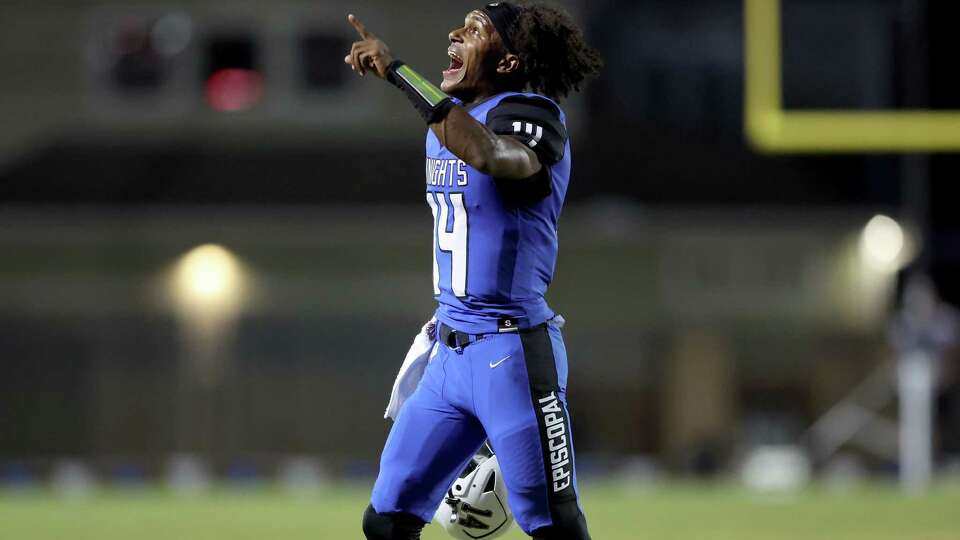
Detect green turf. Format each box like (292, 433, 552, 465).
(1, 482, 958, 539)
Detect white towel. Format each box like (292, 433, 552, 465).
(384, 318, 438, 420)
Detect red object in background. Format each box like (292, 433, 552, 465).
(205, 68, 264, 112)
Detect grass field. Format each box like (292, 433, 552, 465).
(2, 482, 958, 539)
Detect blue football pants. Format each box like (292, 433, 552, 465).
(370, 322, 584, 535)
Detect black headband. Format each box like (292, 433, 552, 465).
(480, 2, 522, 54)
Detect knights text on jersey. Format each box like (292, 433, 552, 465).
(425, 92, 571, 334)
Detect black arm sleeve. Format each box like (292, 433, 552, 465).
(486, 95, 568, 165)
(486, 95, 568, 206)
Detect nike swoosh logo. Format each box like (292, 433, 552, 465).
(489, 355, 512, 368)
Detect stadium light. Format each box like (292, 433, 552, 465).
(168, 243, 251, 451)
(859, 215, 906, 273)
(171, 243, 248, 317)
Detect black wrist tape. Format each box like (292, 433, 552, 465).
(386, 60, 455, 124)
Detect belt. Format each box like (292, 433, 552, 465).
(437, 320, 552, 351)
(438, 323, 482, 350)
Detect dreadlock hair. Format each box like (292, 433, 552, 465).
(508, 2, 603, 102)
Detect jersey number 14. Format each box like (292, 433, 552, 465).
(426, 192, 467, 297)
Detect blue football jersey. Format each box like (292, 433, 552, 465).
(426, 91, 571, 334)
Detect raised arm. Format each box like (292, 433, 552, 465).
(430, 106, 541, 179)
(342, 14, 541, 180)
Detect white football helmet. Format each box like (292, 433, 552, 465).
(434, 452, 514, 539)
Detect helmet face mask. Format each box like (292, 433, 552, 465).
(434, 453, 514, 539)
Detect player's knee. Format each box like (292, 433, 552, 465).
(531, 501, 591, 540)
(362, 504, 426, 540)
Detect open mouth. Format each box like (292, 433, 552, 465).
(443, 48, 464, 77)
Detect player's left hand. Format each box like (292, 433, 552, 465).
(343, 14, 393, 79)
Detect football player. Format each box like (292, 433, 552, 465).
(344, 3, 602, 538)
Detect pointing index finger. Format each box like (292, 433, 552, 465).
(348, 14, 373, 40)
